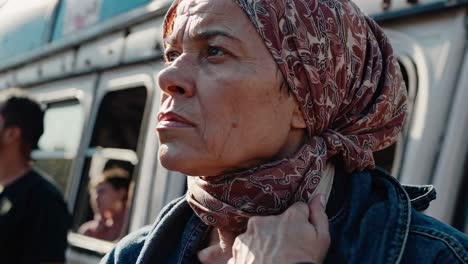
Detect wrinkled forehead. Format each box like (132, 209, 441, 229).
(163, 0, 240, 44)
(176, 0, 227, 16)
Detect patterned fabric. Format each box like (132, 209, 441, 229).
(163, 0, 407, 233)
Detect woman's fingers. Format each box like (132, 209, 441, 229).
(198, 229, 237, 264)
(308, 194, 330, 245)
(284, 201, 310, 221)
(229, 199, 331, 264)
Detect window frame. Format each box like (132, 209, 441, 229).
(424, 48, 468, 226)
(66, 64, 158, 255)
(390, 54, 418, 177)
(33, 98, 84, 194)
(28, 74, 97, 204)
(382, 29, 431, 185)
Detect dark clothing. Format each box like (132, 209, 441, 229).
(101, 169, 468, 264)
(0, 169, 71, 263)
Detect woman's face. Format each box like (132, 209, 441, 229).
(157, 0, 306, 176)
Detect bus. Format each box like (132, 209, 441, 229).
(0, 0, 466, 262)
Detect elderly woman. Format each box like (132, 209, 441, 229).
(102, 0, 468, 263)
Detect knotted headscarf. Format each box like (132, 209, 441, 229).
(163, 0, 407, 233)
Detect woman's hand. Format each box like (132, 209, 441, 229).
(228, 195, 330, 264)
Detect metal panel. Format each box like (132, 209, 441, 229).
(14, 62, 42, 85)
(354, 0, 445, 15)
(0, 0, 59, 61)
(75, 32, 125, 72)
(52, 0, 152, 40)
(388, 10, 466, 188)
(0, 71, 14, 89)
(40, 50, 75, 80)
(0, 0, 173, 72)
(100, 0, 152, 21)
(123, 17, 165, 63)
(425, 49, 468, 224)
(353, 0, 468, 21)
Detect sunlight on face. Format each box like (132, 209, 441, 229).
(91, 182, 125, 216)
(157, 0, 304, 177)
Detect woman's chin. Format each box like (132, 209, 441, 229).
(159, 150, 200, 175)
(158, 153, 219, 176)
(158, 144, 230, 176)
(159, 145, 185, 169)
(159, 156, 186, 173)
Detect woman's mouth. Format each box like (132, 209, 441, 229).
(157, 112, 195, 129)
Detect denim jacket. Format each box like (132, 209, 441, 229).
(101, 170, 468, 264)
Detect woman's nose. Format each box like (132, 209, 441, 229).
(157, 56, 195, 97)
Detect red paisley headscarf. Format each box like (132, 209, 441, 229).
(163, 0, 407, 233)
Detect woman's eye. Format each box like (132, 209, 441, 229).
(207, 46, 225, 57)
(165, 51, 180, 62)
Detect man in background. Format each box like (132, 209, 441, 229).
(0, 95, 71, 263)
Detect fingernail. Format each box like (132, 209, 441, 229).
(319, 194, 327, 209)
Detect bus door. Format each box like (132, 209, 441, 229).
(67, 64, 160, 260)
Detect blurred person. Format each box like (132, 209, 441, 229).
(78, 167, 130, 241)
(102, 0, 468, 263)
(0, 95, 71, 263)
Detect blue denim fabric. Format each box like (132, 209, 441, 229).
(101, 170, 468, 264)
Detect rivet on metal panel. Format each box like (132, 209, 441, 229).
(108, 49, 114, 55)
(37, 67, 42, 77)
(85, 59, 92, 66)
(154, 42, 162, 52)
(382, 0, 391, 10)
(124, 28, 131, 37)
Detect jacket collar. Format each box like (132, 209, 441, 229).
(401, 184, 436, 212)
(327, 169, 413, 264)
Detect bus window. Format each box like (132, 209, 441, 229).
(33, 99, 84, 196)
(77, 154, 136, 242)
(72, 86, 147, 243)
(374, 57, 417, 176)
(90, 87, 147, 150)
